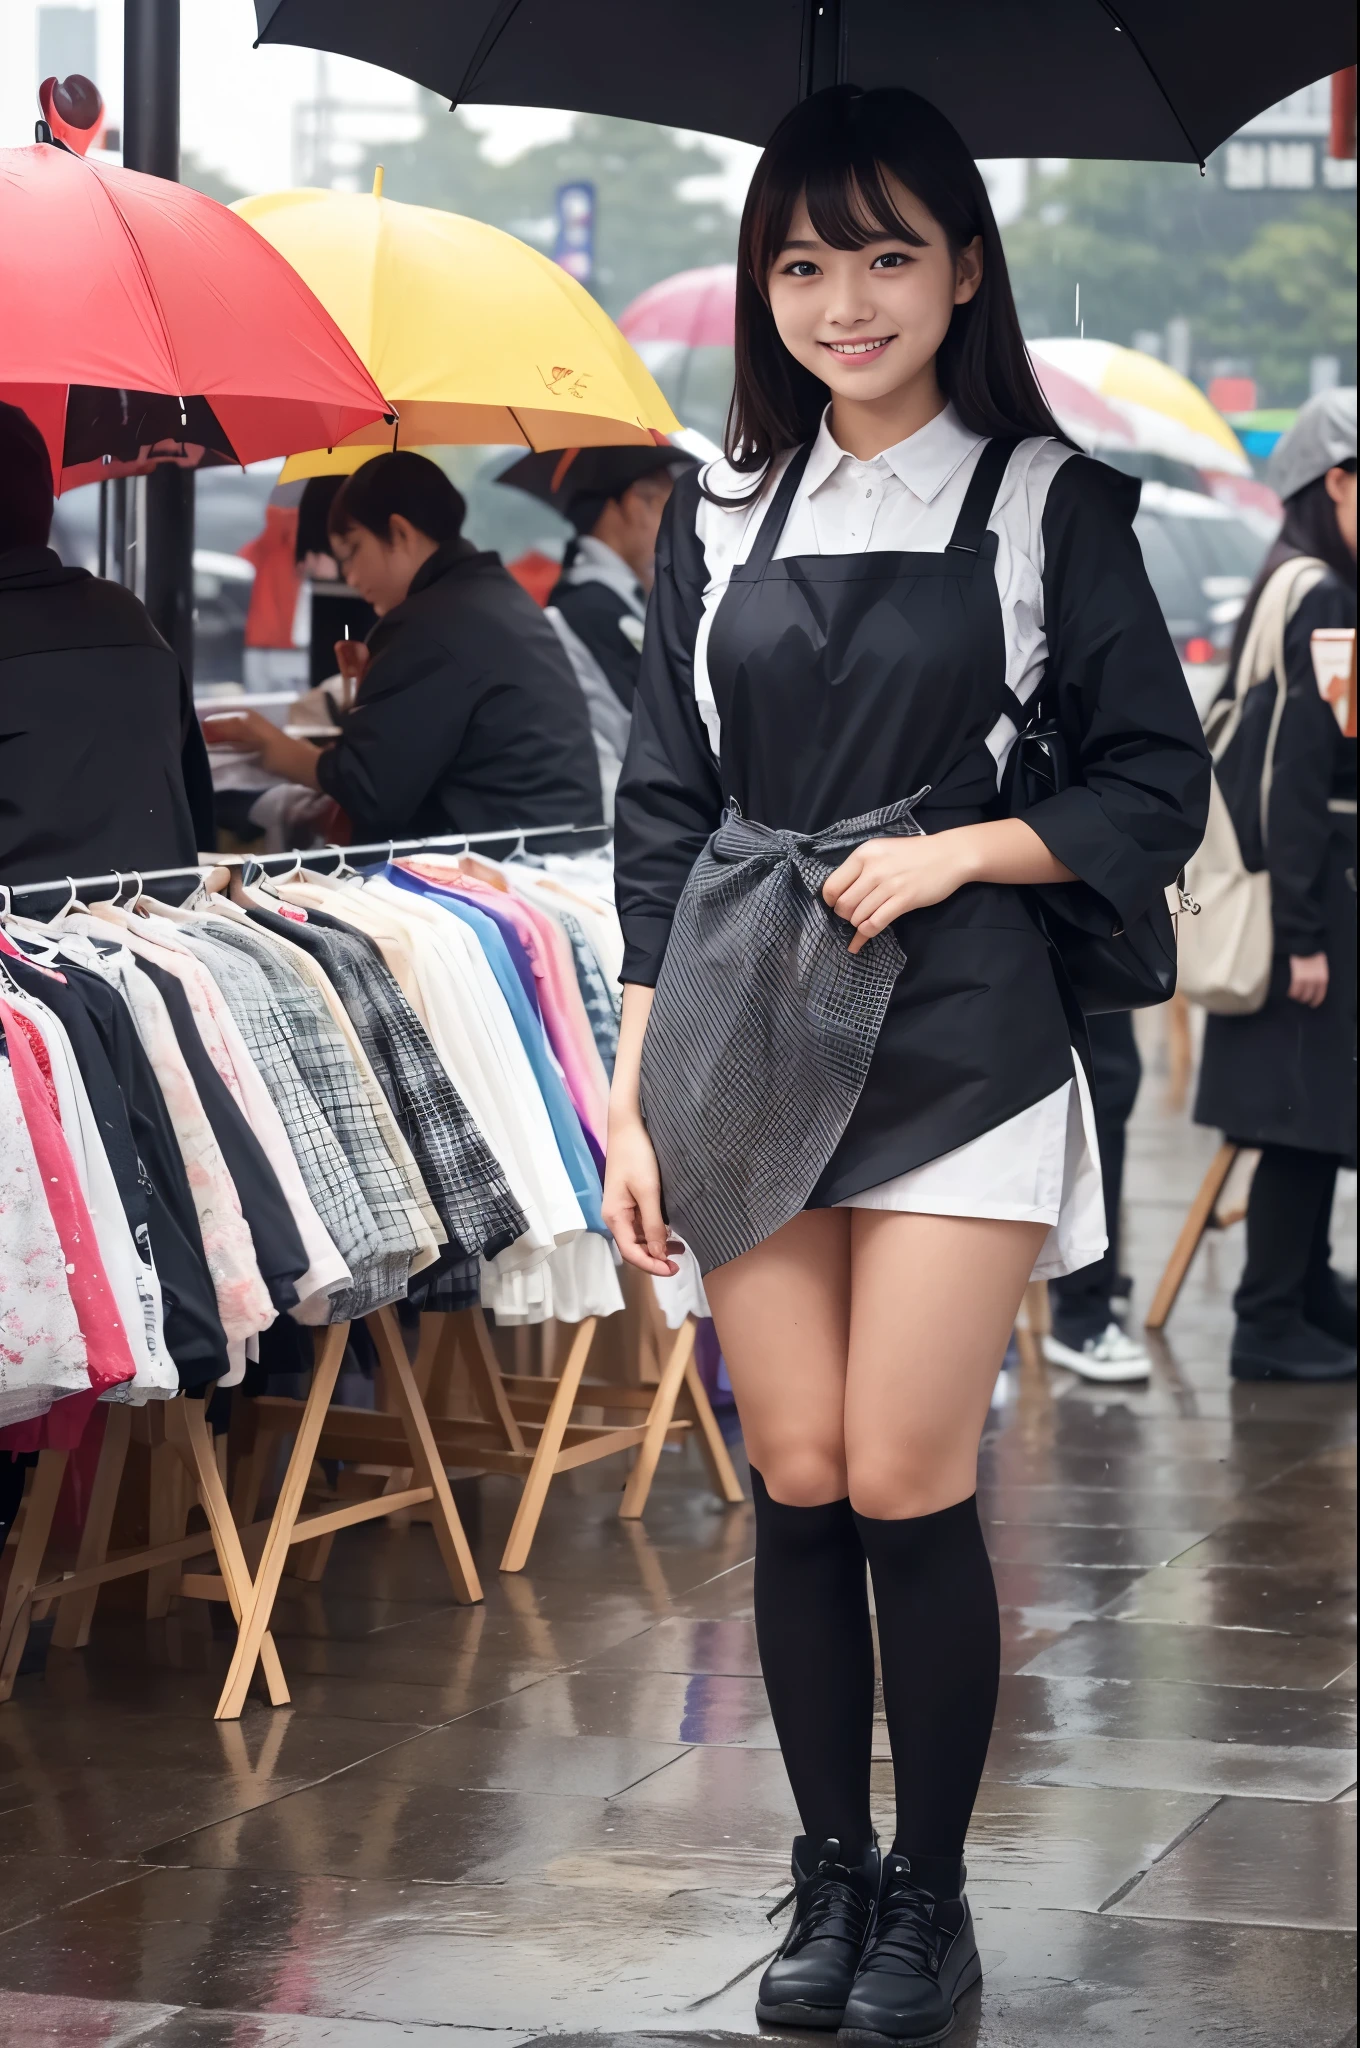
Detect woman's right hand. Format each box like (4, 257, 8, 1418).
(603, 1116, 681, 1276)
(1288, 952, 1330, 1007)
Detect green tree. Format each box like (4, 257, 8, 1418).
(357, 95, 739, 318)
(1002, 155, 1356, 404)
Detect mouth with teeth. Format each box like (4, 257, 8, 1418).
(822, 336, 895, 360)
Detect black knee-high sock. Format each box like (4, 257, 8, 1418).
(854, 1495, 1000, 1898)
(751, 1467, 875, 1857)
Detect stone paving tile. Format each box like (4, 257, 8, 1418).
(1111, 1795, 1358, 1929)
(1019, 1618, 1356, 1691)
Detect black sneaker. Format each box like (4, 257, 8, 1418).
(1303, 1271, 1358, 1349)
(839, 1854, 981, 2045)
(1231, 1317, 1357, 1383)
(756, 1836, 879, 2029)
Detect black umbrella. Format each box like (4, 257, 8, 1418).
(254, 0, 1354, 164)
(497, 443, 698, 531)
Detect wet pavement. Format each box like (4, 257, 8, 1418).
(1, 1058, 1355, 2047)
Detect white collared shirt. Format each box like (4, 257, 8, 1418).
(690, 403, 1074, 771)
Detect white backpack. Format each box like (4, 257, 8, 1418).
(1178, 555, 1327, 1015)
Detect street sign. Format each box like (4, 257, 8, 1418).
(554, 181, 596, 285)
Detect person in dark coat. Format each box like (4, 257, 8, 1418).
(1194, 388, 1357, 1383)
(0, 400, 214, 892)
(205, 451, 602, 845)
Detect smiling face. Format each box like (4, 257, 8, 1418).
(765, 174, 982, 438)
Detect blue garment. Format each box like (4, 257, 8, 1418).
(381, 864, 605, 1234)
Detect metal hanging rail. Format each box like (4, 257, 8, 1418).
(2, 821, 612, 903)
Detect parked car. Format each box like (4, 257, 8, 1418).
(49, 462, 281, 683)
(1131, 480, 1271, 714)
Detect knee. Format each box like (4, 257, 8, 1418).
(755, 1445, 849, 1508)
(846, 1449, 968, 1522)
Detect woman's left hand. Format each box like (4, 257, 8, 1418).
(823, 832, 976, 955)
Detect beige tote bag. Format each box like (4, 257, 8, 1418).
(1179, 556, 1326, 1016)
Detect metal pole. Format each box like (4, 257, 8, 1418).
(801, 0, 847, 98)
(123, 0, 196, 678)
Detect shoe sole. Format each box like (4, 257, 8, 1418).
(837, 1960, 983, 2046)
(1041, 1337, 1150, 1383)
(1231, 1358, 1356, 1382)
(756, 2001, 845, 2029)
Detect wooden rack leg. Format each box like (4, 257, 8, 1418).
(51, 1405, 132, 1651)
(681, 1355, 745, 1506)
(499, 1318, 597, 1574)
(214, 1323, 350, 1721)
(146, 1434, 190, 1619)
(368, 1307, 482, 1604)
(164, 1399, 290, 1709)
(462, 1308, 527, 1453)
(1145, 1143, 1240, 1332)
(619, 1319, 697, 1520)
(0, 1451, 68, 1703)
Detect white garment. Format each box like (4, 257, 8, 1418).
(4, 985, 176, 1402)
(0, 1052, 89, 1427)
(692, 405, 1104, 1280)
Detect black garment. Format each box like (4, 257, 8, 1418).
(549, 554, 644, 710)
(3, 953, 229, 1387)
(1196, 571, 1356, 1163)
(0, 546, 213, 888)
(135, 955, 308, 1315)
(751, 1470, 876, 1858)
(617, 450, 1208, 1211)
(1049, 1010, 1142, 1339)
(1234, 1144, 1344, 1334)
(314, 539, 603, 843)
(854, 1497, 999, 1867)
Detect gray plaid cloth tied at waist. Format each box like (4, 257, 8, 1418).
(639, 788, 930, 1274)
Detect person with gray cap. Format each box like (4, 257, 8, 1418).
(1195, 386, 1357, 1382)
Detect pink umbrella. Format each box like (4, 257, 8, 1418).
(1029, 358, 1135, 451)
(619, 265, 737, 349)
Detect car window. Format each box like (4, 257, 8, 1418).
(1134, 513, 1203, 627)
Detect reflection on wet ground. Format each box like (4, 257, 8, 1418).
(1, 1075, 1354, 2046)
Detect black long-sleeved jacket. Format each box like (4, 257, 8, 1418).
(0, 547, 213, 889)
(316, 540, 602, 843)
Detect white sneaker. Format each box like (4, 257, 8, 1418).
(1042, 1322, 1151, 1383)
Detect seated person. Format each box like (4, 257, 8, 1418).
(205, 452, 602, 844)
(0, 401, 213, 890)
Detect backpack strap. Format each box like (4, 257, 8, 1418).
(1209, 555, 1328, 848)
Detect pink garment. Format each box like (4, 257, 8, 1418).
(404, 861, 609, 1148)
(0, 999, 137, 1396)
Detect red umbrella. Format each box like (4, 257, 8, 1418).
(0, 141, 391, 493)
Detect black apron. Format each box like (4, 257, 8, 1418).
(640, 437, 1072, 1272)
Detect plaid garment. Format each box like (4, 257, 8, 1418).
(265, 906, 527, 1263)
(199, 920, 422, 1317)
(639, 794, 927, 1274)
(553, 905, 619, 1073)
(173, 926, 380, 1300)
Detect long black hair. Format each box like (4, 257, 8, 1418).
(713, 86, 1067, 501)
(1225, 459, 1358, 684)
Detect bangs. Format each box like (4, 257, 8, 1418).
(754, 139, 928, 286)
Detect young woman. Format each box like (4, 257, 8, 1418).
(605, 86, 1208, 2046)
(1194, 388, 1357, 1383)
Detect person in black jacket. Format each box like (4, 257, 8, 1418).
(205, 452, 602, 844)
(1194, 388, 1357, 1383)
(0, 401, 214, 891)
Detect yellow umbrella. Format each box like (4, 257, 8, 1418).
(232, 171, 678, 469)
(1029, 338, 1252, 477)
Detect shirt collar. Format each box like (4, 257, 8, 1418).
(802, 402, 985, 505)
(562, 534, 646, 613)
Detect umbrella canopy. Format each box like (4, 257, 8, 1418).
(1029, 338, 1252, 476)
(498, 442, 699, 530)
(233, 178, 679, 464)
(0, 141, 390, 493)
(253, 0, 1355, 164)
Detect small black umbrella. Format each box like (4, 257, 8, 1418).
(496, 443, 698, 531)
(254, 0, 1354, 164)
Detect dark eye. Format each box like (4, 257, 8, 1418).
(782, 260, 821, 278)
(871, 252, 912, 269)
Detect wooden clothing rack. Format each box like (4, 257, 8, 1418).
(1144, 1142, 1257, 1331)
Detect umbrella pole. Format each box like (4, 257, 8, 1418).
(124, 0, 196, 679)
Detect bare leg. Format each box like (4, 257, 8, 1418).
(704, 1210, 873, 1851)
